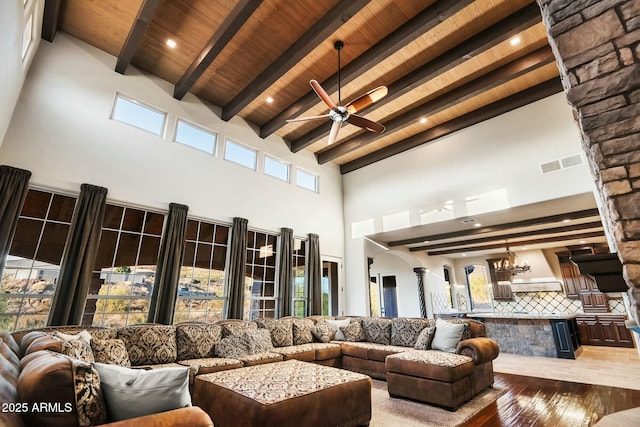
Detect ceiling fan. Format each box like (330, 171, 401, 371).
(287, 40, 388, 145)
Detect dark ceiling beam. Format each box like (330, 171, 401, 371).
(317, 45, 554, 164)
(388, 207, 600, 247)
(340, 77, 563, 174)
(425, 231, 606, 256)
(115, 0, 162, 74)
(259, 0, 475, 139)
(220, 0, 371, 122)
(173, 0, 262, 100)
(42, 0, 62, 42)
(290, 2, 542, 151)
(408, 221, 605, 252)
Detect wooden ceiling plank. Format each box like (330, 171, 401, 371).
(173, 0, 263, 100)
(388, 207, 600, 247)
(220, 0, 372, 122)
(291, 2, 543, 151)
(42, 0, 62, 42)
(115, 0, 162, 74)
(317, 45, 554, 163)
(339, 77, 563, 174)
(259, 0, 475, 140)
(408, 221, 605, 252)
(425, 231, 606, 256)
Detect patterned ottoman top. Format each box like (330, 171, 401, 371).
(197, 360, 370, 405)
(387, 350, 473, 367)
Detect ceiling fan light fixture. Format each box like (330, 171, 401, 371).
(510, 36, 521, 46)
(166, 39, 177, 49)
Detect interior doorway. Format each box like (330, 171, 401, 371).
(382, 275, 399, 317)
(321, 259, 340, 316)
(464, 265, 492, 310)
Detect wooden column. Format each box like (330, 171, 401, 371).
(414, 267, 428, 318)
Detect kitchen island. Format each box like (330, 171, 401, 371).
(467, 312, 581, 359)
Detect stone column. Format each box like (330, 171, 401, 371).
(537, 0, 640, 322)
(414, 267, 428, 318)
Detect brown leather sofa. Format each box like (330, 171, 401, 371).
(0, 330, 213, 427)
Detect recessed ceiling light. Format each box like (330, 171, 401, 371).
(562, 219, 571, 223)
(462, 253, 467, 257)
(510, 36, 521, 46)
(166, 39, 177, 49)
(580, 240, 587, 244)
(266, 96, 274, 103)
(474, 223, 482, 227)
(419, 117, 427, 124)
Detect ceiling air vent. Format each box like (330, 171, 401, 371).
(459, 217, 477, 224)
(540, 153, 584, 175)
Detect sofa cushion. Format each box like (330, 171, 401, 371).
(238, 352, 284, 366)
(341, 321, 366, 342)
(292, 318, 314, 345)
(243, 329, 274, 354)
(117, 324, 177, 365)
(0, 331, 20, 357)
(362, 318, 392, 345)
(324, 318, 351, 341)
(177, 357, 243, 374)
(431, 319, 465, 353)
(414, 326, 436, 350)
(17, 350, 107, 427)
(391, 318, 433, 347)
(257, 318, 293, 347)
(271, 344, 316, 361)
(311, 323, 336, 343)
(220, 321, 258, 338)
(214, 334, 250, 359)
(176, 323, 222, 360)
(385, 350, 474, 382)
(94, 362, 191, 422)
(91, 339, 131, 367)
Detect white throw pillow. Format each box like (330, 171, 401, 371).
(431, 319, 465, 353)
(54, 330, 92, 345)
(93, 362, 191, 421)
(324, 319, 351, 341)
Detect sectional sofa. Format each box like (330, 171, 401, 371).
(0, 315, 499, 426)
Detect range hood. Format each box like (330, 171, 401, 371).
(570, 252, 628, 292)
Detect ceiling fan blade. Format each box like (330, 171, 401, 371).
(347, 114, 385, 133)
(327, 121, 342, 145)
(310, 80, 337, 110)
(286, 114, 330, 123)
(345, 86, 388, 114)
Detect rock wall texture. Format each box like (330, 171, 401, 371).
(537, 0, 640, 322)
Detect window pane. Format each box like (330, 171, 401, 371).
(296, 169, 318, 192)
(174, 120, 216, 154)
(21, 190, 50, 219)
(224, 140, 257, 170)
(111, 95, 166, 136)
(48, 195, 76, 222)
(264, 156, 290, 182)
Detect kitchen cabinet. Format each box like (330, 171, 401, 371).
(558, 252, 609, 312)
(559, 262, 581, 299)
(575, 314, 634, 348)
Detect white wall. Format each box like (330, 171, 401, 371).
(0, 33, 345, 257)
(343, 92, 597, 315)
(0, 0, 43, 145)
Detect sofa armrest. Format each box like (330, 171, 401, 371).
(456, 337, 499, 365)
(100, 407, 213, 427)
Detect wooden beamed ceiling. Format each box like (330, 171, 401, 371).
(45, 0, 560, 172)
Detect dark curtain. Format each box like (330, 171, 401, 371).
(147, 203, 189, 325)
(48, 184, 107, 326)
(277, 228, 293, 318)
(0, 166, 31, 279)
(226, 217, 248, 319)
(307, 233, 322, 316)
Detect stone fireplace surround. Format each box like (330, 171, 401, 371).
(537, 0, 640, 323)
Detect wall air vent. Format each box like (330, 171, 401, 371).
(540, 153, 584, 175)
(459, 217, 478, 224)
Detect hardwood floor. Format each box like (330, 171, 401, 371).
(462, 346, 640, 426)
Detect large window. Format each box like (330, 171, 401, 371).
(244, 231, 278, 320)
(292, 238, 307, 317)
(1, 189, 76, 331)
(174, 219, 229, 323)
(83, 205, 165, 327)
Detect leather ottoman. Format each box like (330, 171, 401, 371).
(192, 359, 372, 427)
(385, 350, 475, 410)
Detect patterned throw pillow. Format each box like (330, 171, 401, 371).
(258, 319, 293, 347)
(242, 329, 274, 354)
(311, 323, 336, 343)
(391, 318, 433, 347)
(413, 326, 436, 350)
(292, 319, 314, 345)
(214, 335, 251, 359)
(50, 336, 95, 363)
(89, 329, 117, 341)
(117, 325, 177, 366)
(91, 339, 131, 367)
(221, 321, 258, 338)
(361, 318, 393, 345)
(176, 324, 222, 360)
(72, 360, 107, 427)
(340, 321, 366, 342)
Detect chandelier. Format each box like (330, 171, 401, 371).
(493, 244, 530, 276)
